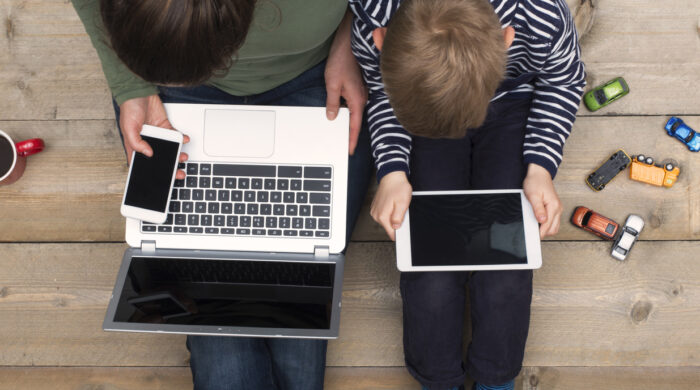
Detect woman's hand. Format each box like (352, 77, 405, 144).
(325, 9, 368, 155)
(119, 95, 189, 179)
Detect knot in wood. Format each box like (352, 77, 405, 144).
(0, 287, 7, 298)
(631, 300, 653, 323)
(529, 374, 539, 386)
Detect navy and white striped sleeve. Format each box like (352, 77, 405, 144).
(523, 2, 586, 178)
(349, 0, 412, 182)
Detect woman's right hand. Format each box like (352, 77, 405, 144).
(119, 95, 189, 179)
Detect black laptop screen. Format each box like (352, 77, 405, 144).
(112, 257, 335, 330)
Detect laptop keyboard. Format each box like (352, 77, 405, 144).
(142, 162, 333, 239)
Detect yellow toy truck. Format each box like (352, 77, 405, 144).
(629, 154, 680, 188)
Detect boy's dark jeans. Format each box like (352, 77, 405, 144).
(403, 97, 534, 389)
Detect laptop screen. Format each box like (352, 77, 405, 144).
(112, 257, 335, 330)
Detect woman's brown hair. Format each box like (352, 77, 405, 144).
(100, 0, 257, 86)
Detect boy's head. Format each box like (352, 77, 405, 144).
(378, 0, 511, 139)
(100, 0, 256, 86)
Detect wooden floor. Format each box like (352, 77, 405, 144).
(1, 0, 699, 388)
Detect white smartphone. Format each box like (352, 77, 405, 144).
(120, 125, 183, 224)
(395, 190, 542, 272)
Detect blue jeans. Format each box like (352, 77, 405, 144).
(112, 60, 373, 389)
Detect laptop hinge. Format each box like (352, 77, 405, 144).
(314, 246, 330, 260)
(141, 240, 157, 254)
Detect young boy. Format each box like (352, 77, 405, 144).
(349, 0, 585, 389)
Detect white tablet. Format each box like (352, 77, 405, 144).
(396, 190, 542, 272)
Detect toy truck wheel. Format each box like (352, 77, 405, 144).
(637, 154, 645, 162)
(645, 157, 654, 165)
(665, 163, 674, 171)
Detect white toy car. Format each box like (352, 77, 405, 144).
(611, 215, 644, 261)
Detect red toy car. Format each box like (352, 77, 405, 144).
(571, 206, 620, 240)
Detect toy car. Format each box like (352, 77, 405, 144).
(583, 77, 630, 111)
(665, 117, 700, 152)
(586, 149, 631, 191)
(571, 206, 620, 240)
(611, 214, 644, 261)
(629, 154, 680, 188)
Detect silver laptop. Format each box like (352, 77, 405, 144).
(103, 104, 349, 339)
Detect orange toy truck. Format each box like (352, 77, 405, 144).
(629, 154, 680, 188)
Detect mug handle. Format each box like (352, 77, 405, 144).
(15, 138, 45, 157)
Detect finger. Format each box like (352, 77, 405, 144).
(325, 84, 341, 121)
(179, 152, 189, 163)
(530, 195, 547, 224)
(390, 199, 410, 230)
(123, 126, 153, 158)
(347, 97, 365, 156)
(175, 170, 186, 180)
(377, 209, 396, 241)
(182, 134, 190, 144)
(547, 205, 563, 237)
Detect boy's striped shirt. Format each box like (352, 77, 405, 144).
(349, 0, 586, 180)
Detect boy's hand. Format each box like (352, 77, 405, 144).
(120, 95, 189, 179)
(522, 163, 562, 238)
(370, 171, 412, 241)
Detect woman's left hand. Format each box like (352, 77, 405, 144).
(325, 9, 368, 155)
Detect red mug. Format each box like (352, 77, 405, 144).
(0, 130, 45, 185)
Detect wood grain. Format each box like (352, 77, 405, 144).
(0, 242, 698, 367)
(0, 366, 698, 390)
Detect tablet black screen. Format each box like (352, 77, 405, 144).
(409, 193, 528, 266)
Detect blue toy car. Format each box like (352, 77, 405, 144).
(665, 117, 700, 152)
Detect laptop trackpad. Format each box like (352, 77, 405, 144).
(204, 109, 275, 157)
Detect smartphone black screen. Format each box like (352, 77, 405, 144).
(124, 135, 180, 212)
(409, 193, 528, 267)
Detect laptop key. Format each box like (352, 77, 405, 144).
(199, 164, 212, 175)
(300, 230, 313, 237)
(251, 178, 263, 189)
(304, 167, 332, 179)
(227, 216, 238, 227)
(310, 193, 331, 204)
(192, 189, 204, 200)
(187, 163, 198, 175)
(205, 190, 217, 201)
(257, 191, 269, 202)
(169, 201, 181, 213)
(273, 204, 285, 215)
(291, 179, 302, 191)
(296, 192, 308, 203)
(264, 179, 276, 190)
(268, 229, 282, 236)
(231, 190, 242, 202)
(195, 202, 206, 213)
(271, 192, 282, 203)
(234, 203, 245, 214)
(278, 166, 302, 178)
(253, 217, 264, 228)
(175, 214, 187, 225)
(319, 218, 330, 230)
(179, 189, 191, 200)
(312, 206, 330, 217)
(158, 226, 172, 233)
(174, 179, 185, 188)
(222, 228, 235, 234)
(199, 177, 211, 188)
(171, 189, 178, 200)
(201, 215, 212, 226)
(304, 180, 331, 192)
(205, 227, 219, 234)
(142, 225, 156, 232)
(188, 215, 199, 225)
(222, 203, 233, 214)
(164, 213, 174, 225)
(284, 230, 298, 237)
(244, 191, 255, 202)
(260, 204, 272, 215)
(238, 178, 250, 189)
(208, 202, 220, 214)
(236, 228, 251, 235)
(266, 217, 278, 228)
(315, 231, 330, 237)
(280, 217, 291, 229)
(178, 162, 186, 169)
(253, 229, 266, 235)
(214, 164, 276, 177)
(186, 176, 198, 188)
(240, 216, 251, 227)
(225, 177, 237, 189)
(286, 205, 298, 216)
(182, 202, 194, 213)
(218, 190, 230, 202)
(214, 215, 225, 226)
(212, 177, 224, 188)
(305, 218, 317, 229)
(247, 204, 259, 215)
(277, 179, 289, 190)
(283, 192, 295, 203)
(293, 218, 303, 229)
(174, 226, 188, 233)
(300, 205, 311, 216)
(189, 227, 204, 233)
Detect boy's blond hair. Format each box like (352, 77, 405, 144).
(381, 0, 507, 138)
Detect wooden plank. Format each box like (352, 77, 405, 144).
(0, 242, 698, 367)
(1, 0, 699, 121)
(2, 116, 700, 242)
(1, 367, 698, 390)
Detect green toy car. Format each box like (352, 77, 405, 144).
(584, 77, 630, 111)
